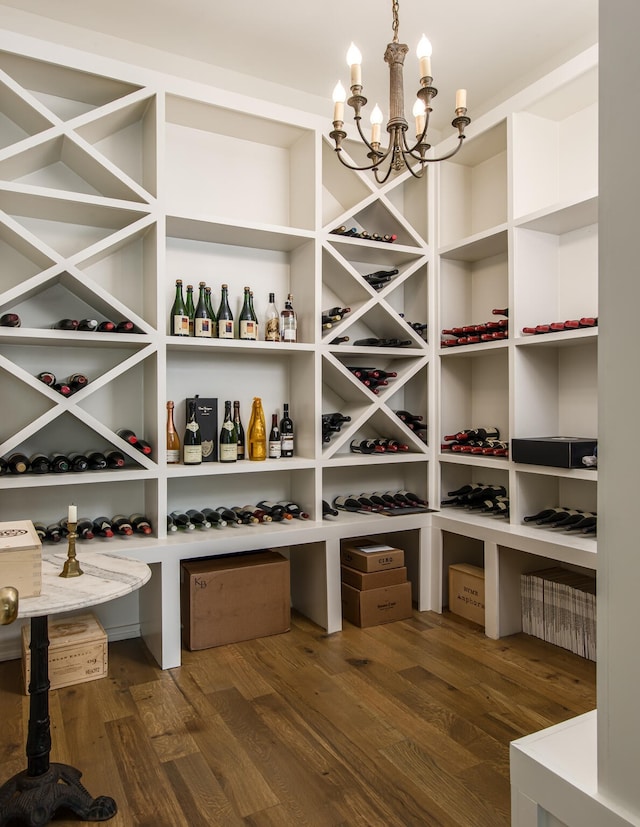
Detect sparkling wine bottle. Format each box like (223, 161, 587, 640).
(239, 286, 257, 340)
(183, 399, 202, 465)
(205, 286, 217, 334)
(166, 401, 180, 464)
(233, 400, 245, 461)
(194, 281, 213, 338)
(248, 397, 267, 461)
(185, 284, 195, 337)
(219, 401, 238, 463)
(217, 283, 234, 339)
(171, 279, 189, 336)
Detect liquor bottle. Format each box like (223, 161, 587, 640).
(185, 284, 195, 337)
(219, 400, 238, 463)
(280, 294, 297, 343)
(45, 523, 63, 543)
(231, 507, 259, 525)
(166, 401, 180, 464)
(170, 511, 195, 530)
(249, 291, 259, 339)
(256, 501, 292, 521)
(96, 321, 116, 332)
(53, 319, 79, 331)
(77, 318, 98, 332)
(322, 500, 339, 518)
(183, 399, 203, 464)
(37, 371, 56, 386)
(105, 450, 125, 468)
(134, 439, 153, 456)
(185, 509, 211, 528)
(171, 279, 189, 336)
(217, 283, 234, 339)
(268, 413, 281, 458)
(279, 501, 309, 520)
(7, 453, 30, 473)
(75, 519, 95, 540)
(116, 320, 135, 334)
(49, 453, 70, 473)
(333, 495, 369, 513)
(68, 452, 89, 472)
(117, 428, 138, 445)
(29, 453, 51, 474)
(0, 312, 20, 327)
(201, 508, 228, 528)
(241, 505, 273, 523)
(229, 400, 244, 461)
(87, 451, 108, 470)
(194, 281, 213, 338)
(205, 286, 217, 334)
(130, 514, 153, 535)
(248, 397, 267, 461)
(239, 286, 257, 340)
(216, 506, 242, 525)
(264, 292, 280, 342)
(52, 381, 72, 396)
(111, 515, 134, 535)
(68, 373, 89, 392)
(350, 439, 385, 454)
(280, 403, 294, 457)
(92, 517, 114, 538)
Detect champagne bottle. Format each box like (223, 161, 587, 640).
(194, 281, 213, 338)
(185, 284, 195, 337)
(217, 283, 234, 339)
(219, 400, 238, 463)
(166, 400, 180, 464)
(201, 508, 228, 528)
(265, 292, 280, 342)
(29, 453, 51, 474)
(87, 451, 108, 470)
(248, 397, 267, 461)
(231, 400, 245, 461)
(280, 403, 294, 457)
(130, 514, 153, 535)
(111, 515, 134, 535)
(96, 321, 116, 332)
(249, 291, 259, 339)
(322, 500, 339, 518)
(7, 453, 30, 473)
(186, 509, 211, 529)
(205, 286, 217, 334)
(77, 318, 98, 331)
(0, 312, 20, 327)
(280, 294, 297, 343)
(171, 279, 189, 336)
(268, 413, 281, 458)
(170, 511, 195, 530)
(92, 517, 114, 537)
(105, 450, 125, 468)
(117, 428, 138, 445)
(53, 319, 79, 331)
(183, 399, 202, 464)
(239, 286, 257, 340)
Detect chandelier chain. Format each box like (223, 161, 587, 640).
(392, 0, 400, 43)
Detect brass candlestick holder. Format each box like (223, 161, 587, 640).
(0, 586, 18, 625)
(59, 522, 83, 578)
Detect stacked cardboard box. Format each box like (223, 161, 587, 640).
(340, 540, 412, 627)
(520, 567, 596, 660)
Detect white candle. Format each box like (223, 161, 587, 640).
(68, 504, 77, 523)
(417, 35, 432, 80)
(456, 88, 467, 110)
(332, 81, 346, 122)
(370, 104, 383, 145)
(347, 42, 362, 88)
(413, 100, 426, 138)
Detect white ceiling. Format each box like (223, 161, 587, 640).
(0, 0, 598, 133)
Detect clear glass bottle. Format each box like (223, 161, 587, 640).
(248, 397, 267, 461)
(166, 400, 180, 464)
(217, 283, 234, 339)
(265, 292, 280, 342)
(280, 293, 297, 343)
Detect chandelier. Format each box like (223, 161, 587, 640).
(330, 0, 471, 183)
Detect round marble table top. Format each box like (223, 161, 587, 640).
(16, 551, 151, 618)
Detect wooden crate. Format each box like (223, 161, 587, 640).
(0, 520, 41, 598)
(22, 612, 108, 694)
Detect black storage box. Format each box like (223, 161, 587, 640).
(187, 397, 218, 462)
(511, 437, 597, 468)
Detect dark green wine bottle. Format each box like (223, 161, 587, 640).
(217, 284, 234, 339)
(219, 400, 238, 462)
(194, 281, 212, 338)
(205, 286, 217, 334)
(239, 286, 256, 340)
(185, 284, 195, 337)
(171, 279, 189, 336)
(183, 399, 202, 464)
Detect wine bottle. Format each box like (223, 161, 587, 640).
(77, 319, 98, 332)
(45, 523, 63, 543)
(116, 320, 135, 334)
(522, 325, 550, 335)
(185, 284, 195, 337)
(444, 427, 500, 442)
(548, 509, 587, 529)
(167, 514, 178, 532)
(130, 514, 153, 535)
(166, 401, 180, 464)
(279, 501, 309, 520)
(7, 453, 30, 473)
(231, 506, 259, 525)
(534, 507, 576, 525)
(87, 451, 108, 470)
(29, 453, 51, 474)
(34, 522, 47, 542)
(117, 428, 138, 445)
(201, 508, 228, 528)
(523, 507, 559, 523)
(397, 490, 428, 506)
(375, 438, 409, 452)
(350, 439, 385, 454)
(232, 400, 245, 461)
(219, 400, 238, 463)
(322, 412, 352, 426)
(217, 283, 234, 339)
(492, 308, 508, 317)
(37, 371, 56, 386)
(96, 321, 116, 332)
(111, 515, 134, 535)
(105, 450, 125, 468)
(330, 336, 350, 345)
(239, 286, 257, 340)
(248, 397, 267, 461)
(67, 373, 89, 392)
(447, 484, 474, 497)
(194, 281, 213, 338)
(183, 398, 203, 464)
(280, 293, 297, 343)
(186, 509, 211, 529)
(330, 225, 347, 235)
(216, 506, 242, 525)
(566, 514, 598, 533)
(49, 453, 70, 473)
(52, 381, 72, 396)
(255, 500, 292, 521)
(280, 403, 294, 457)
(53, 319, 78, 331)
(249, 291, 259, 338)
(268, 413, 281, 458)
(75, 518, 95, 540)
(371, 491, 400, 508)
(323, 307, 351, 320)
(169, 511, 195, 530)
(171, 279, 190, 336)
(322, 500, 339, 518)
(242, 505, 272, 523)
(205, 286, 217, 334)
(68, 452, 89, 472)
(333, 495, 369, 513)
(0, 312, 20, 327)
(264, 292, 280, 342)
(357, 495, 382, 511)
(134, 439, 153, 456)
(92, 517, 114, 538)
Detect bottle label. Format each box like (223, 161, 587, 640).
(219, 443, 237, 461)
(222, 421, 234, 432)
(167, 449, 180, 464)
(265, 319, 280, 341)
(186, 422, 199, 433)
(183, 445, 202, 463)
(173, 315, 189, 335)
(195, 318, 212, 337)
(282, 323, 296, 342)
(218, 320, 234, 338)
(268, 441, 281, 459)
(281, 436, 294, 452)
(240, 320, 256, 340)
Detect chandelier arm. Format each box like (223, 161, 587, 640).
(333, 148, 388, 173)
(421, 136, 467, 163)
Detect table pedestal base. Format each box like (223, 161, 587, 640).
(0, 763, 116, 826)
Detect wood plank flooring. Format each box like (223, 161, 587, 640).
(0, 610, 596, 826)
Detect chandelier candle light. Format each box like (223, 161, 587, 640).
(330, 0, 471, 182)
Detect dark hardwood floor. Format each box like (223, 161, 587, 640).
(0, 609, 596, 826)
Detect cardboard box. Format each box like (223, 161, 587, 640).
(181, 550, 290, 650)
(341, 581, 412, 627)
(340, 541, 404, 573)
(22, 612, 107, 694)
(187, 396, 218, 462)
(0, 520, 42, 598)
(511, 437, 597, 468)
(448, 563, 485, 626)
(341, 564, 407, 591)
